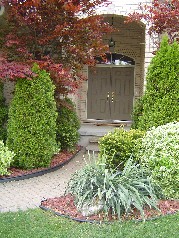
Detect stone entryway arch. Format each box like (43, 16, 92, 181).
(76, 14, 145, 122)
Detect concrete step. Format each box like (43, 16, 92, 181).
(86, 144, 100, 152)
(89, 136, 102, 143)
(86, 136, 102, 152)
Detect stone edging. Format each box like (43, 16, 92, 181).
(39, 204, 179, 224)
(0, 149, 82, 183)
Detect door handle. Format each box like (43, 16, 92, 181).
(111, 92, 114, 102)
(107, 92, 110, 102)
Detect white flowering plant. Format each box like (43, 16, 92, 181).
(137, 122, 179, 199)
(0, 140, 15, 175)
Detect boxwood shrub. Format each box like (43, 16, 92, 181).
(99, 128, 145, 169)
(56, 97, 80, 151)
(7, 64, 58, 169)
(137, 121, 179, 199)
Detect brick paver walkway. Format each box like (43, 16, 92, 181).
(0, 149, 87, 213)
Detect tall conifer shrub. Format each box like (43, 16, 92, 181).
(0, 82, 8, 142)
(7, 65, 57, 169)
(132, 37, 179, 130)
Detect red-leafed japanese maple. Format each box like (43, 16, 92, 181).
(127, 0, 179, 45)
(0, 0, 113, 95)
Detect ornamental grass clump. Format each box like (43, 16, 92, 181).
(7, 64, 58, 169)
(137, 121, 179, 199)
(0, 140, 15, 175)
(66, 155, 158, 220)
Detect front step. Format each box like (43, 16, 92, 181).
(85, 136, 102, 153)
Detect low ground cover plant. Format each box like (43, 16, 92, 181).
(0, 140, 15, 175)
(56, 97, 80, 151)
(99, 128, 145, 169)
(66, 155, 158, 220)
(137, 121, 179, 199)
(7, 64, 58, 169)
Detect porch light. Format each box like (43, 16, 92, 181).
(108, 37, 115, 48)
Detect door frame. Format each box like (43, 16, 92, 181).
(87, 64, 135, 121)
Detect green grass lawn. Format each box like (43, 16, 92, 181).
(0, 209, 178, 238)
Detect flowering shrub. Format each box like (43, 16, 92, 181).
(0, 141, 15, 175)
(138, 122, 179, 199)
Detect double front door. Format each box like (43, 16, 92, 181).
(87, 66, 134, 120)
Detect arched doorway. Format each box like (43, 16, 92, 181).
(77, 14, 146, 122)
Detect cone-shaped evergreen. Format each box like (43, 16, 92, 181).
(132, 36, 179, 130)
(0, 82, 8, 142)
(7, 65, 58, 169)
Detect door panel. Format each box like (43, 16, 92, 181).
(87, 67, 134, 120)
(111, 67, 134, 120)
(87, 67, 111, 119)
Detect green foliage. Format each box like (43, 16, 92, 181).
(7, 65, 58, 169)
(131, 97, 144, 130)
(0, 209, 179, 238)
(0, 140, 15, 175)
(99, 128, 145, 169)
(0, 82, 8, 142)
(56, 97, 80, 151)
(133, 36, 179, 131)
(66, 155, 158, 220)
(137, 121, 179, 199)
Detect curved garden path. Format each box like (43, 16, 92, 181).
(0, 149, 88, 213)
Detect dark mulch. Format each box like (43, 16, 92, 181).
(0, 146, 81, 179)
(41, 193, 179, 222)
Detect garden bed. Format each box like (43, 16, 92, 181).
(40, 193, 179, 223)
(0, 146, 81, 183)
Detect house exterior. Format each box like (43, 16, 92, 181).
(71, 0, 156, 122)
(1, 0, 156, 122)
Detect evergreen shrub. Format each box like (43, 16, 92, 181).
(56, 97, 80, 151)
(7, 64, 58, 169)
(138, 121, 179, 199)
(99, 128, 145, 169)
(0, 82, 8, 142)
(132, 36, 179, 131)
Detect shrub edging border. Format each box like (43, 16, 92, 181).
(0, 148, 82, 183)
(39, 203, 179, 224)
